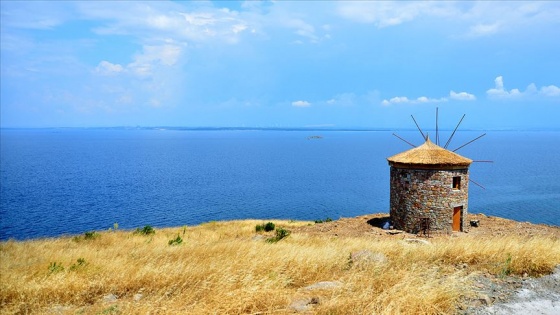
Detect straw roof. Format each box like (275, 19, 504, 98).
(387, 137, 472, 169)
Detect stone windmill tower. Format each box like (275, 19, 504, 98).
(387, 137, 472, 234)
(387, 109, 485, 234)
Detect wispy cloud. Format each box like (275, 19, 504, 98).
(467, 22, 501, 37)
(95, 61, 124, 76)
(336, 1, 560, 38)
(336, 1, 455, 28)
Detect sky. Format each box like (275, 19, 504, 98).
(1, 1, 559, 130)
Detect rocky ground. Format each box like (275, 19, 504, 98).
(293, 213, 560, 314)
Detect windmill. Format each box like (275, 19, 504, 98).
(387, 108, 491, 235)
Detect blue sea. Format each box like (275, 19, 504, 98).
(1, 128, 559, 240)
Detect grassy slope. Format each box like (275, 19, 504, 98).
(1, 220, 559, 314)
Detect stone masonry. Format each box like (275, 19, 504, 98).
(389, 166, 469, 234)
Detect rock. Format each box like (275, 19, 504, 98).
(302, 281, 342, 291)
(102, 294, 118, 303)
(289, 299, 310, 312)
(289, 297, 320, 312)
(133, 293, 143, 301)
(478, 294, 492, 306)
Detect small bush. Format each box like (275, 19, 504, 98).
(255, 222, 276, 232)
(168, 234, 183, 246)
(69, 258, 87, 271)
(267, 228, 290, 243)
(264, 222, 275, 232)
(84, 231, 99, 240)
(500, 254, 513, 277)
(48, 262, 64, 274)
(134, 225, 155, 235)
(315, 217, 333, 224)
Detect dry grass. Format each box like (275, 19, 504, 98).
(1, 220, 559, 314)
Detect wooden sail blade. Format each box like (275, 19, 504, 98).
(392, 133, 416, 148)
(469, 178, 486, 189)
(444, 114, 465, 149)
(452, 133, 486, 152)
(435, 107, 439, 146)
(411, 115, 426, 141)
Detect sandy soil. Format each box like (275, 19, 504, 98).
(293, 213, 560, 239)
(292, 213, 560, 314)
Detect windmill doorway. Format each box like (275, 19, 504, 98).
(453, 206, 463, 231)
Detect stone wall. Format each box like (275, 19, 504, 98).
(389, 166, 469, 234)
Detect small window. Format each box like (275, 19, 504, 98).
(453, 176, 461, 190)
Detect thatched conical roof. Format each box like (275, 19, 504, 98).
(387, 137, 472, 169)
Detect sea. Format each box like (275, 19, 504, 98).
(1, 128, 559, 240)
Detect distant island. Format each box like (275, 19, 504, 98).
(307, 135, 323, 140)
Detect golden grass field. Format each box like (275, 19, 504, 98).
(1, 219, 559, 314)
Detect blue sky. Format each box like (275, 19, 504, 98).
(1, 1, 559, 129)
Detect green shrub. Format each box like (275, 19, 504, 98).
(315, 217, 333, 224)
(69, 258, 87, 271)
(134, 225, 155, 235)
(48, 262, 64, 274)
(500, 253, 513, 277)
(264, 222, 275, 232)
(168, 234, 183, 246)
(267, 228, 290, 243)
(256, 222, 275, 232)
(84, 231, 99, 240)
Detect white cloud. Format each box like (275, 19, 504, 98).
(336, 1, 560, 39)
(292, 100, 311, 107)
(381, 96, 447, 105)
(540, 85, 560, 97)
(95, 61, 124, 76)
(337, 1, 455, 28)
(390, 96, 410, 103)
(449, 90, 476, 101)
(487, 76, 560, 100)
(487, 76, 518, 98)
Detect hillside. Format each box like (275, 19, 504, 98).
(1, 213, 559, 314)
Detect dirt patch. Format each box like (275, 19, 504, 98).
(293, 213, 560, 239)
